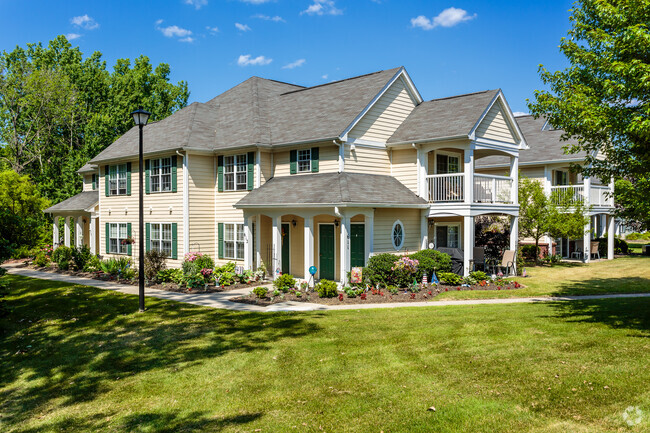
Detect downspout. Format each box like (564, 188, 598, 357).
(176, 150, 189, 256)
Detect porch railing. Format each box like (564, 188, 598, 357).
(589, 185, 613, 206)
(550, 185, 585, 205)
(473, 174, 513, 204)
(426, 173, 464, 202)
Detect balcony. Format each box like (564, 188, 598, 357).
(426, 173, 513, 204)
(549, 185, 614, 206)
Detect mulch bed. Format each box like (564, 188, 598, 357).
(232, 281, 523, 307)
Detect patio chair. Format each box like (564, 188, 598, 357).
(472, 247, 486, 272)
(590, 241, 601, 260)
(493, 250, 516, 277)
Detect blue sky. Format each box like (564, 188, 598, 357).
(1, 0, 574, 114)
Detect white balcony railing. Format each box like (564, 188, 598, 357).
(474, 174, 513, 204)
(426, 173, 464, 202)
(590, 185, 614, 206)
(550, 185, 585, 205)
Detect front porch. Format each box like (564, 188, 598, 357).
(45, 191, 100, 254)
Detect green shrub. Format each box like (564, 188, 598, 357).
(388, 285, 399, 295)
(238, 269, 254, 283)
(626, 232, 650, 241)
(595, 236, 629, 257)
(462, 275, 477, 286)
(216, 262, 236, 274)
(84, 254, 101, 272)
(71, 245, 93, 271)
(100, 257, 132, 276)
(34, 252, 50, 267)
(121, 267, 136, 280)
(10, 245, 32, 259)
(157, 268, 183, 284)
(0, 267, 7, 277)
(469, 271, 488, 282)
(316, 279, 338, 298)
(144, 249, 167, 282)
(409, 249, 452, 281)
(364, 253, 399, 286)
(217, 271, 235, 286)
(439, 272, 462, 286)
(521, 245, 541, 261)
(182, 252, 215, 276)
(252, 286, 268, 299)
(184, 272, 205, 289)
(273, 274, 296, 292)
(52, 246, 73, 270)
(344, 286, 363, 298)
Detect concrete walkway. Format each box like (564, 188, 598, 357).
(6, 265, 650, 313)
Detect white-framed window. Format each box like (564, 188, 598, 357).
(436, 153, 460, 174)
(151, 157, 172, 193)
(391, 220, 405, 250)
(109, 164, 128, 195)
(435, 223, 460, 249)
(224, 154, 248, 191)
(225, 223, 245, 260)
(297, 149, 311, 172)
(109, 223, 129, 254)
(150, 223, 172, 257)
(554, 170, 568, 186)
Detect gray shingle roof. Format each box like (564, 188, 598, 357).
(475, 115, 586, 167)
(45, 191, 99, 213)
(235, 172, 428, 208)
(90, 68, 402, 163)
(77, 163, 98, 173)
(387, 89, 499, 144)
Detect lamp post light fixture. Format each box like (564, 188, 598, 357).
(131, 107, 150, 312)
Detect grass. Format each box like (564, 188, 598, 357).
(435, 255, 650, 301)
(1, 274, 649, 432)
(627, 241, 647, 254)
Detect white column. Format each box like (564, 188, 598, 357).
(255, 150, 261, 188)
(607, 214, 615, 260)
(89, 216, 97, 255)
(365, 211, 374, 264)
(272, 216, 282, 279)
(52, 216, 60, 248)
(583, 175, 591, 205)
(340, 213, 350, 284)
(75, 216, 83, 248)
(510, 215, 519, 252)
(304, 216, 314, 286)
(543, 165, 552, 196)
(416, 146, 421, 197)
(463, 215, 473, 276)
(420, 209, 428, 250)
(243, 214, 253, 270)
(583, 217, 591, 263)
(255, 214, 262, 269)
(464, 147, 474, 204)
(338, 144, 345, 172)
(64, 216, 71, 247)
(510, 155, 519, 204)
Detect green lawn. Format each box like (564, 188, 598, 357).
(1, 275, 649, 432)
(435, 255, 650, 301)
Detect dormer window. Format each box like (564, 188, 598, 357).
(297, 149, 312, 172)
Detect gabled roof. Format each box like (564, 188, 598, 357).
(44, 191, 98, 213)
(387, 90, 499, 144)
(235, 172, 428, 208)
(77, 163, 98, 174)
(90, 68, 404, 163)
(475, 115, 586, 167)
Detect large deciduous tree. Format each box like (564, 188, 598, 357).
(0, 35, 189, 203)
(527, 0, 650, 230)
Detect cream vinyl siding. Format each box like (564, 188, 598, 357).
(348, 77, 417, 143)
(475, 167, 509, 177)
(99, 157, 184, 267)
(273, 143, 339, 177)
(475, 102, 517, 143)
(391, 148, 417, 193)
(373, 208, 420, 253)
(345, 145, 391, 175)
(281, 215, 304, 278)
(519, 166, 545, 182)
(188, 154, 216, 258)
(260, 151, 272, 185)
(82, 174, 96, 192)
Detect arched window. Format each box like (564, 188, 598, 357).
(391, 220, 405, 250)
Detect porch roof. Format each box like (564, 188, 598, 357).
(235, 172, 428, 208)
(45, 191, 98, 214)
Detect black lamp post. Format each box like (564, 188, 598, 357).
(131, 107, 150, 312)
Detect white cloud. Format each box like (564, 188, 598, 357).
(321, 74, 328, 79)
(240, 0, 272, 3)
(184, 0, 208, 9)
(512, 111, 528, 117)
(235, 22, 252, 31)
(206, 25, 219, 34)
(180, 36, 195, 43)
(301, 0, 342, 16)
(283, 59, 306, 69)
(237, 54, 272, 66)
(66, 33, 82, 40)
(155, 21, 194, 42)
(411, 7, 476, 30)
(252, 14, 285, 22)
(71, 14, 99, 30)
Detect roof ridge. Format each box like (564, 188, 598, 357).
(279, 68, 398, 96)
(428, 89, 497, 102)
(182, 102, 200, 148)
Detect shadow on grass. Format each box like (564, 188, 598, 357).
(549, 275, 650, 297)
(0, 275, 320, 429)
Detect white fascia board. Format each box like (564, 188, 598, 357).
(338, 67, 422, 140)
(468, 90, 529, 150)
(477, 157, 586, 169)
(235, 202, 429, 210)
(497, 91, 529, 149)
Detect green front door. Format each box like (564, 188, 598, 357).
(350, 224, 365, 267)
(281, 223, 290, 275)
(319, 224, 335, 280)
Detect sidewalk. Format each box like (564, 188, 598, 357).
(6, 265, 650, 313)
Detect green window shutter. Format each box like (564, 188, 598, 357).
(247, 151, 255, 190)
(127, 223, 132, 256)
(217, 156, 224, 192)
(91, 174, 96, 190)
(126, 162, 132, 196)
(105, 166, 110, 196)
(171, 223, 178, 259)
(171, 155, 178, 193)
(145, 159, 150, 194)
(290, 150, 297, 174)
(218, 223, 224, 259)
(146, 223, 151, 252)
(311, 147, 319, 173)
(105, 223, 110, 254)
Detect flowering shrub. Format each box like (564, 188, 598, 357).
(182, 252, 214, 278)
(391, 256, 419, 288)
(274, 274, 296, 293)
(200, 268, 213, 278)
